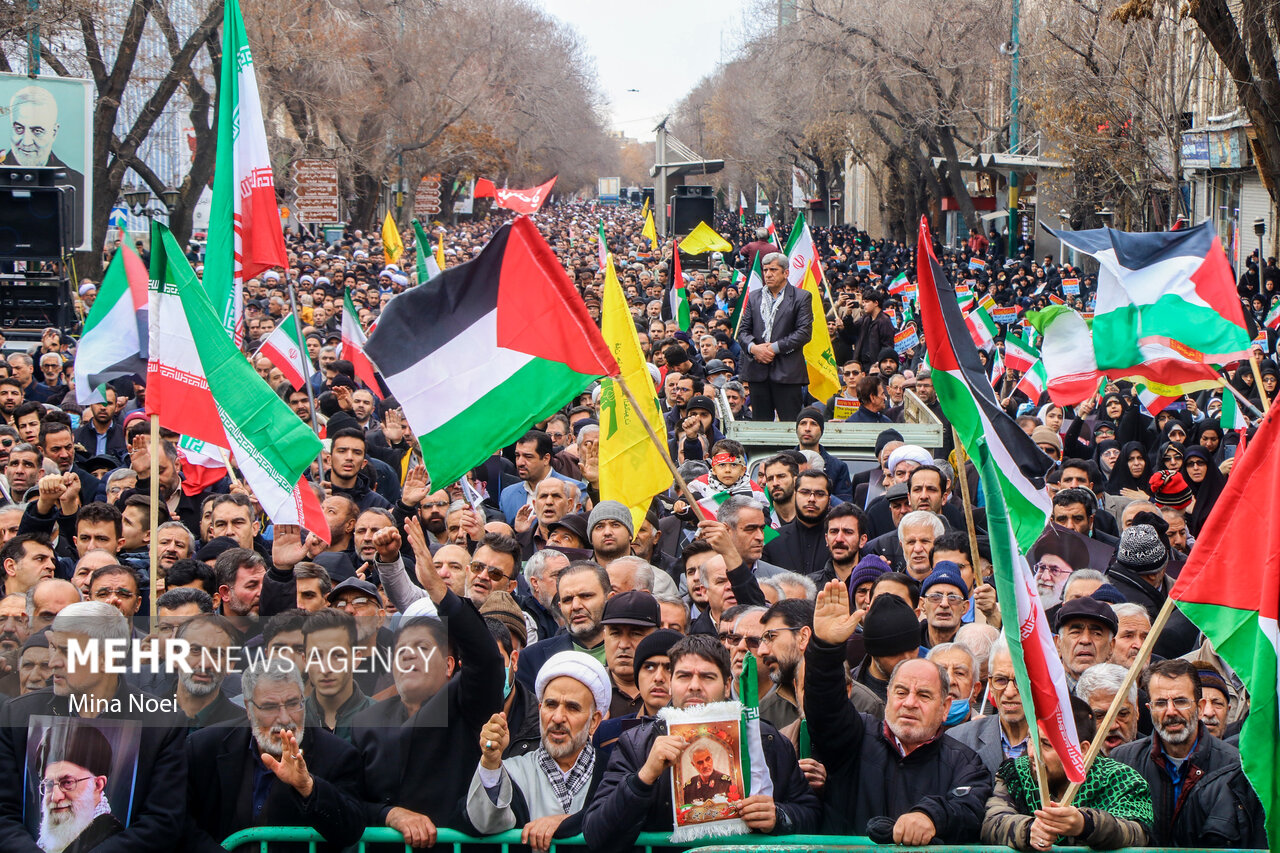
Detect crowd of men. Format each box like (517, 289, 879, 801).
(0, 197, 1270, 851)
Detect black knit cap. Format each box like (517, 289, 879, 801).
(861, 594, 921, 657)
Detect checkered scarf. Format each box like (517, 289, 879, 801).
(536, 743, 595, 812)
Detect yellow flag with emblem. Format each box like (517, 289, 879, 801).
(599, 253, 672, 531)
(679, 221, 732, 255)
(642, 210, 658, 249)
(800, 270, 840, 402)
(381, 212, 404, 265)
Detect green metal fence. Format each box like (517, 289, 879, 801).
(220, 826, 1266, 853)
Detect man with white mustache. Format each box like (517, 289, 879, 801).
(36, 724, 123, 853)
(183, 658, 366, 851)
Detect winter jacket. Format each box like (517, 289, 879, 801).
(582, 716, 820, 853)
(1111, 726, 1265, 848)
(803, 637, 991, 840)
(762, 516, 830, 577)
(328, 467, 392, 511)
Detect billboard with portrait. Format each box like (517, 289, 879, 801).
(0, 72, 94, 251)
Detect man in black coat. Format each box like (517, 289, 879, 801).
(0, 602, 188, 853)
(762, 469, 831, 576)
(738, 252, 814, 421)
(583, 634, 820, 853)
(847, 288, 897, 372)
(1105, 521, 1200, 658)
(350, 536, 504, 847)
(182, 659, 365, 852)
(804, 579, 990, 843)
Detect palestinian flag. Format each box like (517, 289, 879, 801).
(340, 290, 383, 399)
(147, 223, 328, 541)
(203, 0, 288, 342)
(739, 191, 748, 226)
(1015, 359, 1048, 402)
(1266, 299, 1280, 331)
(690, 478, 779, 543)
(364, 216, 618, 490)
(1004, 332, 1040, 374)
(76, 233, 149, 405)
(668, 246, 690, 331)
(1048, 221, 1250, 390)
(254, 312, 316, 390)
(915, 216, 1084, 783)
(1171, 406, 1280, 850)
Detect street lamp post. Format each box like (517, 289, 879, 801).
(1254, 216, 1266, 299)
(1057, 209, 1069, 266)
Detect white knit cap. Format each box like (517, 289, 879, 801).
(535, 650, 610, 714)
(887, 444, 933, 475)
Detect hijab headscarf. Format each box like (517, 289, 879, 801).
(1105, 441, 1151, 496)
(1193, 419, 1225, 464)
(1184, 444, 1228, 536)
(1156, 439, 1187, 473)
(1094, 438, 1122, 478)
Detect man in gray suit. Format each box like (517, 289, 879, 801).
(947, 637, 1031, 776)
(738, 252, 814, 421)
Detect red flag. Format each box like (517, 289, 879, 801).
(474, 178, 497, 198)
(494, 176, 557, 214)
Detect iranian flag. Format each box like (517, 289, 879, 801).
(1266, 299, 1280, 331)
(989, 346, 1006, 388)
(597, 221, 608, 270)
(203, 0, 288, 342)
(341, 290, 383, 399)
(915, 216, 1085, 782)
(964, 303, 998, 351)
(1004, 332, 1040, 374)
(363, 217, 619, 490)
(1220, 388, 1248, 432)
(1047, 222, 1249, 392)
(75, 233, 149, 405)
(763, 210, 777, 244)
(731, 253, 764, 335)
(147, 223, 328, 541)
(1016, 359, 1048, 402)
(175, 435, 228, 497)
(668, 246, 690, 331)
(1171, 406, 1280, 850)
(887, 271, 912, 297)
(784, 213, 841, 402)
(254, 312, 316, 390)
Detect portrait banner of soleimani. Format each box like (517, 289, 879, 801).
(0, 72, 94, 251)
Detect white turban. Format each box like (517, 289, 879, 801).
(887, 444, 933, 475)
(535, 650, 610, 714)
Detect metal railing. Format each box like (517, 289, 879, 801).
(220, 826, 1265, 853)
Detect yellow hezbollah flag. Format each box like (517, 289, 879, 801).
(599, 253, 672, 531)
(679, 221, 732, 255)
(435, 236, 446, 270)
(642, 211, 658, 248)
(381, 212, 404, 265)
(801, 271, 840, 402)
(641, 196, 650, 219)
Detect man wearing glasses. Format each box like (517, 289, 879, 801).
(950, 637, 1031, 775)
(326, 577, 392, 697)
(917, 564, 968, 650)
(185, 657, 365, 850)
(36, 723, 124, 851)
(86, 565, 144, 637)
(1112, 659, 1265, 848)
(763, 470, 832, 577)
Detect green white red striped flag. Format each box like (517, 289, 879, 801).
(146, 222, 328, 541)
(1266, 299, 1280, 330)
(254, 312, 316, 390)
(203, 0, 287, 342)
(341, 290, 383, 398)
(1015, 359, 1048, 402)
(1171, 407, 1280, 849)
(915, 216, 1085, 783)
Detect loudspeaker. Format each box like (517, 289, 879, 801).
(674, 184, 714, 198)
(671, 195, 714, 235)
(0, 186, 74, 260)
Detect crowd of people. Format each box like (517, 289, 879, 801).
(0, 196, 1271, 852)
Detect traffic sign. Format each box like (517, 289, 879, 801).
(293, 159, 340, 223)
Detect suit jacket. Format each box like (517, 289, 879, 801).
(737, 284, 813, 384)
(947, 713, 1012, 777)
(183, 723, 365, 853)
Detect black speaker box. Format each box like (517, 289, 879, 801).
(0, 185, 74, 260)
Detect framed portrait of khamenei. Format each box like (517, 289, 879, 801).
(0, 72, 94, 251)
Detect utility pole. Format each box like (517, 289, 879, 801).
(27, 0, 39, 76)
(655, 118, 669, 236)
(1006, 0, 1021, 256)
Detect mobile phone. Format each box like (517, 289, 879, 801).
(1225, 443, 1238, 459)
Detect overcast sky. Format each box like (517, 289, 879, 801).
(534, 0, 755, 142)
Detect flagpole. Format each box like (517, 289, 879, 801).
(613, 374, 703, 512)
(284, 273, 327, 485)
(1249, 353, 1271, 412)
(1060, 596, 1177, 806)
(148, 414, 161, 633)
(1219, 377, 1265, 420)
(950, 429, 993, 627)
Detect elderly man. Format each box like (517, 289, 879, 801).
(950, 636, 1033, 774)
(3, 85, 85, 215)
(584, 635, 820, 851)
(1110, 603, 1151, 667)
(1075, 663, 1139, 755)
(516, 477, 579, 559)
(738, 252, 814, 421)
(184, 658, 365, 852)
(873, 510, 944, 581)
(0, 602, 186, 852)
(805, 580, 990, 842)
(1055, 597, 1117, 689)
(600, 591, 658, 717)
(34, 722, 125, 851)
(918, 563, 968, 650)
(465, 651, 609, 850)
(1112, 660, 1265, 847)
